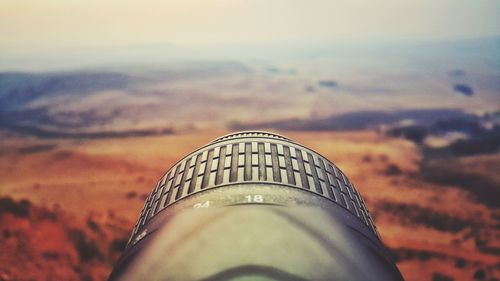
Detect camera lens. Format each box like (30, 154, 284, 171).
(108, 131, 404, 281)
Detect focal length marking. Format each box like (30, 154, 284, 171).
(245, 194, 264, 203)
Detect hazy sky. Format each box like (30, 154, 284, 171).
(1, 0, 499, 52)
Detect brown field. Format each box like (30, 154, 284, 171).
(0, 130, 498, 281)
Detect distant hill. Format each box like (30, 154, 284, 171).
(231, 108, 479, 131)
(0, 72, 130, 110)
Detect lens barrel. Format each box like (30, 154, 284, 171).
(108, 131, 404, 281)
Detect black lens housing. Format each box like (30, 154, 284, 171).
(108, 131, 404, 281)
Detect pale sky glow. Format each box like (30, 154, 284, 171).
(1, 0, 499, 52)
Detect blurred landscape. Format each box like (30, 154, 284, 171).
(1, 1, 500, 279)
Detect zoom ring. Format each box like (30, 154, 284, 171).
(130, 132, 379, 245)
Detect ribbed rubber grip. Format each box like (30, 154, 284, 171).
(129, 131, 379, 247)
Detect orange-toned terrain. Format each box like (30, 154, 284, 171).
(0, 131, 498, 281)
